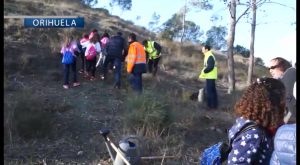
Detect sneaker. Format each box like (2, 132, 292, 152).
(114, 85, 120, 89)
(79, 69, 84, 74)
(101, 76, 105, 80)
(84, 72, 90, 78)
(73, 82, 80, 87)
(63, 85, 69, 89)
(90, 76, 96, 81)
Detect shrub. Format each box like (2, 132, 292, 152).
(5, 89, 56, 140)
(123, 92, 173, 138)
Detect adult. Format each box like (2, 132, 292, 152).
(126, 33, 147, 92)
(142, 39, 162, 77)
(268, 57, 296, 123)
(227, 77, 285, 164)
(102, 32, 126, 89)
(270, 123, 296, 165)
(270, 69, 296, 165)
(199, 45, 218, 109)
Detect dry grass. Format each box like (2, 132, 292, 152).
(4, 0, 270, 164)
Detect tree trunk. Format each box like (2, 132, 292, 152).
(180, 0, 187, 44)
(227, 0, 237, 94)
(247, 0, 256, 85)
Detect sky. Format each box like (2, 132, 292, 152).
(95, 0, 296, 66)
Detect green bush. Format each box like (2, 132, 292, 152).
(123, 92, 173, 138)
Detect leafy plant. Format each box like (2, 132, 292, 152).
(123, 92, 173, 138)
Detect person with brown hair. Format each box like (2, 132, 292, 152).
(60, 35, 80, 89)
(227, 77, 285, 164)
(126, 33, 147, 92)
(85, 32, 101, 81)
(268, 57, 296, 123)
(268, 57, 292, 79)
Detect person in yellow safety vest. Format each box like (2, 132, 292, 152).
(142, 39, 162, 77)
(199, 44, 218, 109)
(126, 33, 147, 92)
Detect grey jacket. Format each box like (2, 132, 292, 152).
(270, 124, 296, 165)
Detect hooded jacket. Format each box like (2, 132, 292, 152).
(227, 117, 273, 165)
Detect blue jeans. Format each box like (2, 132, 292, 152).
(113, 58, 122, 88)
(103, 58, 122, 88)
(128, 73, 142, 92)
(205, 79, 218, 108)
(63, 60, 77, 85)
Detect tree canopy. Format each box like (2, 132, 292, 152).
(205, 26, 227, 50)
(159, 13, 203, 43)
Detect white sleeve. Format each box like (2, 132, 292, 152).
(85, 44, 91, 56)
(81, 41, 90, 48)
(95, 42, 101, 53)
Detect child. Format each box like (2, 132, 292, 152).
(85, 32, 101, 81)
(100, 32, 110, 49)
(227, 77, 285, 164)
(60, 35, 80, 89)
(79, 33, 89, 74)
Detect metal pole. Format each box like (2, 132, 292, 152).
(107, 137, 131, 165)
(104, 141, 115, 162)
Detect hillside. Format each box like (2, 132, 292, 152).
(4, 0, 269, 164)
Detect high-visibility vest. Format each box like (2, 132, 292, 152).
(199, 51, 218, 79)
(144, 41, 158, 60)
(126, 42, 146, 73)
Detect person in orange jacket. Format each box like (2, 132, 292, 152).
(126, 33, 147, 92)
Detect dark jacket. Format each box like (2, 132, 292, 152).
(153, 42, 162, 55)
(227, 117, 273, 165)
(105, 35, 126, 59)
(203, 56, 215, 73)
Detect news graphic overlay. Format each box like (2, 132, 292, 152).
(4, 16, 84, 28)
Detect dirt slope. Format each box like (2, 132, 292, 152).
(4, 0, 269, 164)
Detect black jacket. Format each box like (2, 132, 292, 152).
(105, 35, 126, 59)
(203, 56, 215, 73)
(153, 42, 162, 55)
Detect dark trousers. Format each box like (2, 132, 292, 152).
(63, 60, 77, 85)
(86, 57, 96, 77)
(128, 73, 143, 92)
(205, 79, 218, 108)
(103, 58, 122, 88)
(80, 48, 86, 71)
(148, 57, 160, 76)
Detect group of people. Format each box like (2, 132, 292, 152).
(60, 29, 162, 92)
(198, 45, 296, 164)
(60, 31, 297, 164)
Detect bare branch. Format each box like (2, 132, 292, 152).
(236, 1, 250, 6)
(236, 7, 250, 24)
(263, 1, 295, 11)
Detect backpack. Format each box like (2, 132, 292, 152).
(100, 37, 109, 49)
(86, 44, 97, 61)
(199, 122, 258, 165)
(62, 48, 74, 64)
